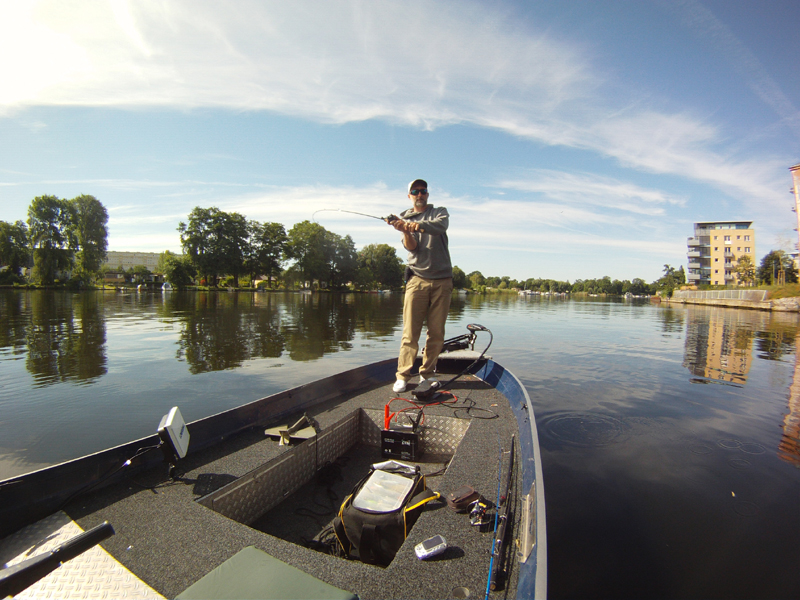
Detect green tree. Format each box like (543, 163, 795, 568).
(0, 220, 31, 276)
(69, 195, 108, 285)
(452, 265, 466, 289)
(757, 250, 798, 284)
(285, 221, 330, 287)
(327, 233, 358, 289)
(178, 207, 250, 287)
(356, 244, 404, 290)
(27, 195, 75, 285)
(248, 221, 287, 288)
(655, 264, 686, 296)
(468, 270, 485, 290)
(156, 250, 181, 275)
(162, 254, 196, 289)
(627, 278, 650, 295)
(734, 254, 756, 286)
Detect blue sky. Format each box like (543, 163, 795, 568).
(1, 0, 799, 283)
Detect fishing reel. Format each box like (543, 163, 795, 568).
(469, 498, 493, 532)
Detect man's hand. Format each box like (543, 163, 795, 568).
(391, 219, 420, 233)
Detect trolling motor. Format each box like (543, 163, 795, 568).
(440, 323, 487, 354)
(412, 324, 493, 402)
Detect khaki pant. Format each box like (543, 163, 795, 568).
(396, 276, 453, 381)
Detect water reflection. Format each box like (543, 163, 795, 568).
(174, 292, 286, 373)
(0, 291, 108, 386)
(781, 331, 800, 468)
(682, 307, 754, 385)
(678, 304, 800, 467)
(166, 291, 405, 370)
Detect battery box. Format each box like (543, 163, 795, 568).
(381, 428, 419, 461)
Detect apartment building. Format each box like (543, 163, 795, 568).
(687, 221, 755, 286)
(103, 251, 163, 272)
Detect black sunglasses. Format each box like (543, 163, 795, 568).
(409, 189, 428, 196)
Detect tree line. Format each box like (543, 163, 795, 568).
(0, 195, 108, 286)
(2, 199, 799, 292)
(173, 207, 405, 290)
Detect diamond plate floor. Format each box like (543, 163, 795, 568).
(0, 511, 164, 599)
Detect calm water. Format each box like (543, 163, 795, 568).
(1, 290, 799, 599)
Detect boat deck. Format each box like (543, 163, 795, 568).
(63, 372, 524, 600)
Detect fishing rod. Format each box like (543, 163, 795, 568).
(0, 521, 115, 597)
(489, 434, 515, 592)
(312, 208, 425, 232)
(485, 441, 504, 600)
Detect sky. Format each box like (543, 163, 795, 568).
(1, 0, 799, 283)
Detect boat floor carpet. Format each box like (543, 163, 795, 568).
(65, 374, 523, 600)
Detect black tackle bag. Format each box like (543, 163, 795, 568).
(333, 463, 439, 565)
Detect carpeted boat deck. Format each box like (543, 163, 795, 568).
(66, 374, 522, 600)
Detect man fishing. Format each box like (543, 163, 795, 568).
(390, 179, 453, 393)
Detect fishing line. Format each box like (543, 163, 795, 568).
(312, 208, 389, 223)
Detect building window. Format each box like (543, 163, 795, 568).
(724, 235, 731, 241)
(745, 247, 751, 253)
(745, 235, 750, 241)
(737, 235, 741, 240)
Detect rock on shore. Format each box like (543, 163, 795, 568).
(770, 297, 800, 312)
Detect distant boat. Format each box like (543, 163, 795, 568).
(162, 282, 173, 291)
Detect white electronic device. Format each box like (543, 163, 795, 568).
(414, 534, 447, 560)
(158, 406, 190, 461)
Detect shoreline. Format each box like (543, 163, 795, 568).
(665, 295, 800, 312)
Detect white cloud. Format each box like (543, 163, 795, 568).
(0, 0, 793, 234)
(497, 170, 687, 217)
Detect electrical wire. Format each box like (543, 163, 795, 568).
(59, 443, 163, 509)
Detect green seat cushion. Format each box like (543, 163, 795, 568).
(176, 546, 358, 600)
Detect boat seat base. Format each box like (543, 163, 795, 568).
(175, 546, 358, 600)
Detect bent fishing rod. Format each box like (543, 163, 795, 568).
(312, 208, 425, 232)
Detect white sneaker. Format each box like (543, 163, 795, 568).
(420, 375, 438, 385)
(393, 379, 407, 393)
